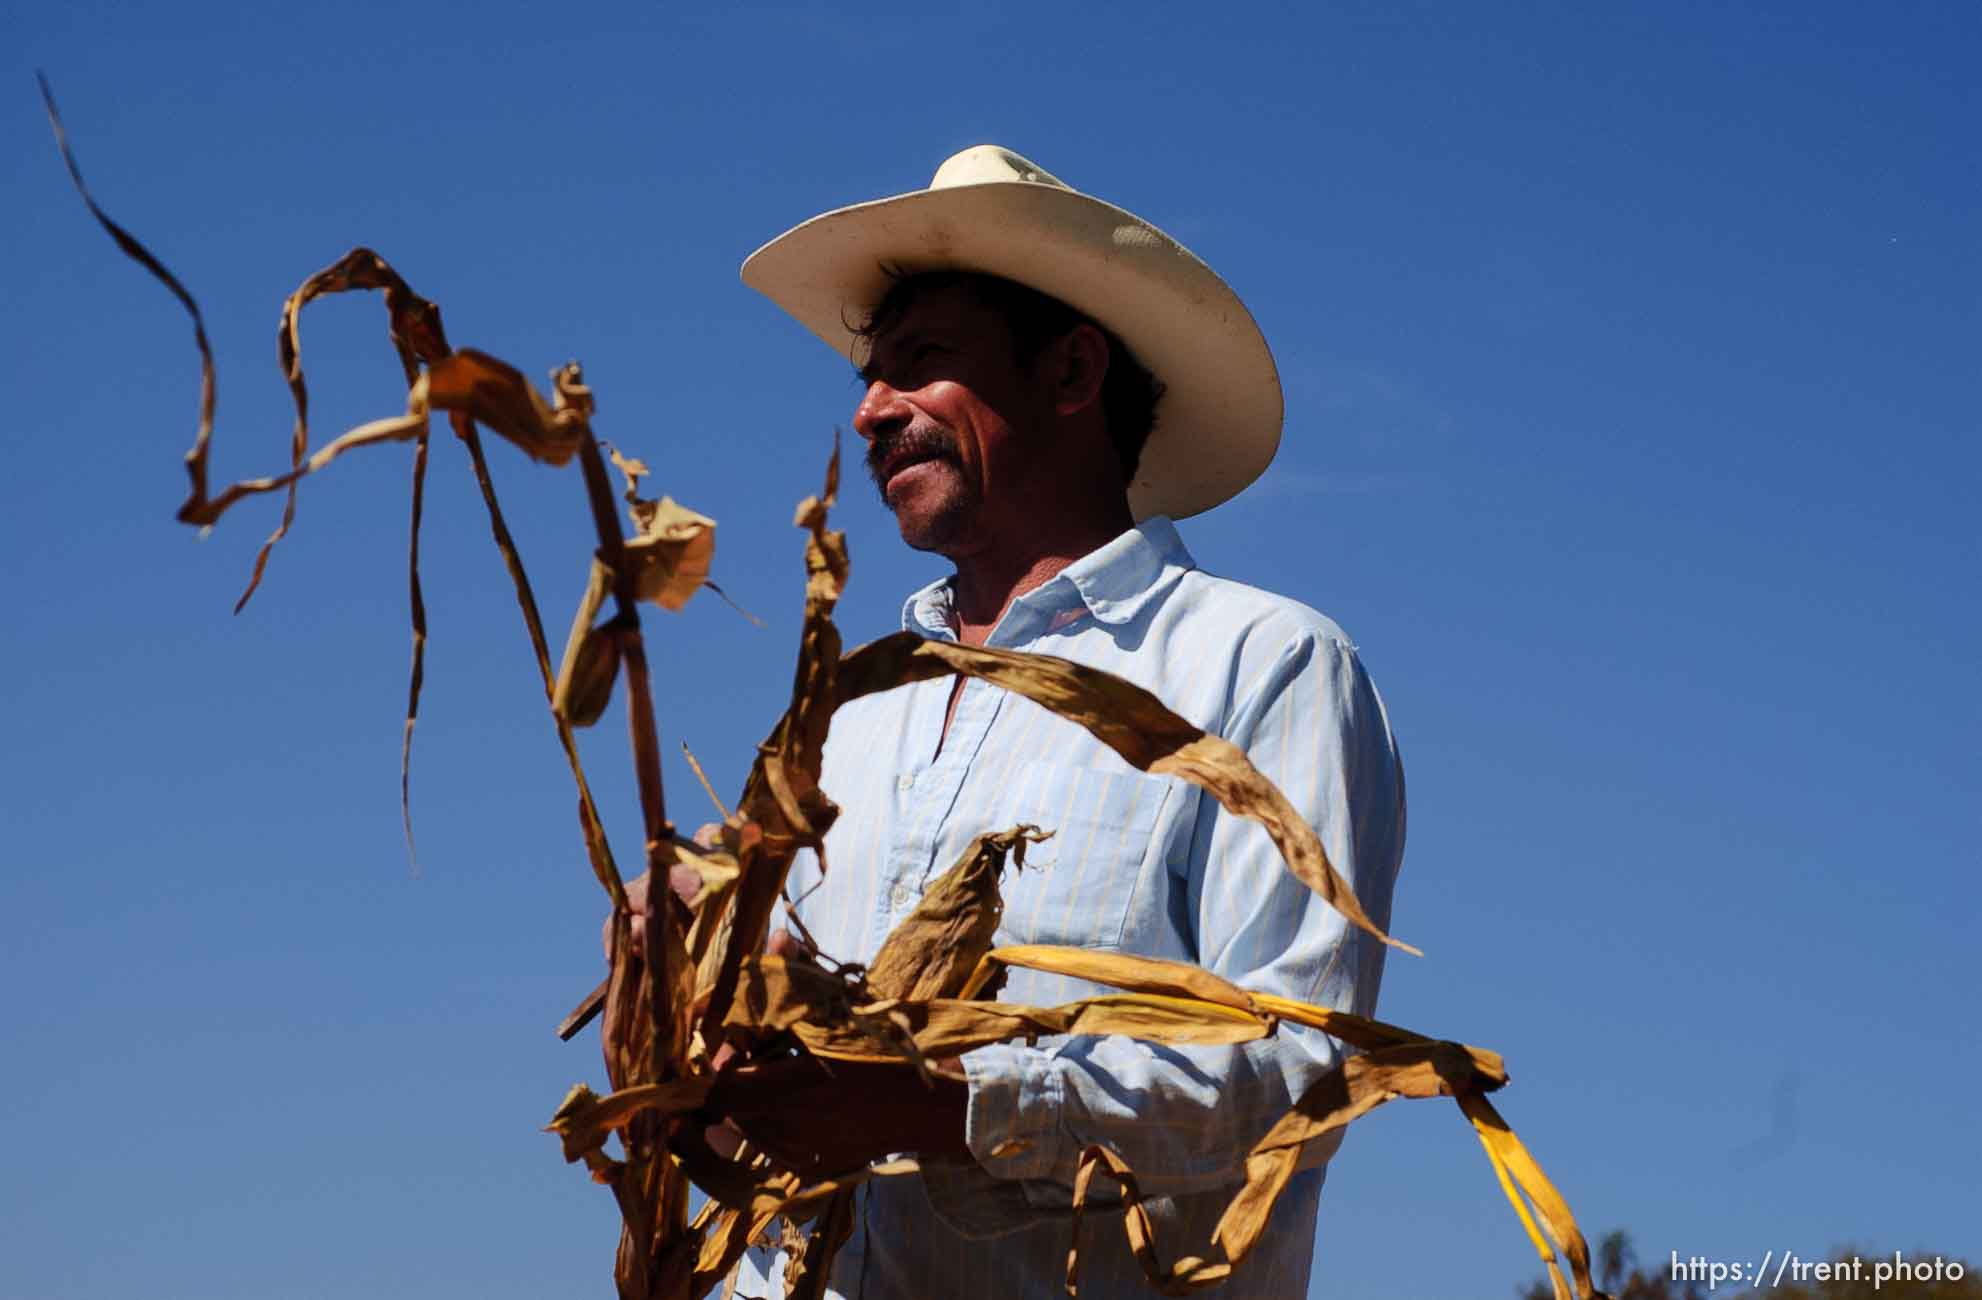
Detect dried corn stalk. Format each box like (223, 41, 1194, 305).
(48, 78, 1611, 1300)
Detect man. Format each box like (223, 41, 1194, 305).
(633, 146, 1406, 1299)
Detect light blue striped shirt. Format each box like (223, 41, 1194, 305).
(737, 516, 1406, 1300)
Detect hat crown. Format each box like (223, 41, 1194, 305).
(928, 145, 1069, 193)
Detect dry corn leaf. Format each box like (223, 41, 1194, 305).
(865, 826, 1047, 1001)
(42, 90, 611, 885)
(424, 348, 586, 467)
(243, 246, 446, 613)
(625, 498, 716, 612)
(835, 635, 1418, 958)
(554, 558, 620, 727)
(548, 1077, 715, 1164)
(721, 954, 857, 1039)
(1065, 1041, 1500, 1297)
(560, 617, 620, 726)
(980, 946, 1454, 1057)
(613, 449, 717, 612)
(1458, 1091, 1603, 1300)
(781, 1186, 855, 1300)
(793, 992, 1272, 1064)
(1209, 1042, 1502, 1266)
(966, 945, 1254, 1009)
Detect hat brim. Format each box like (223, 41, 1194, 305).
(741, 180, 1281, 521)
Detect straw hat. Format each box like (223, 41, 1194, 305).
(740, 145, 1282, 521)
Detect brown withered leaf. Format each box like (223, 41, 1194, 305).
(423, 349, 586, 466)
(835, 635, 1418, 958)
(1209, 1043, 1502, 1266)
(48, 84, 632, 904)
(788, 992, 1271, 1065)
(865, 826, 1047, 1001)
(720, 954, 857, 1040)
(554, 558, 620, 727)
(547, 1077, 714, 1165)
(609, 448, 718, 612)
(250, 245, 451, 861)
(781, 1187, 855, 1300)
(626, 499, 716, 612)
(400, 422, 431, 870)
(1064, 1042, 1502, 1297)
(241, 247, 446, 613)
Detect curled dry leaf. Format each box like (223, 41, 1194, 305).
(626, 498, 717, 612)
(1066, 1042, 1510, 1298)
(425, 349, 587, 466)
(549, 1077, 714, 1165)
(613, 447, 718, 612)
(553, 568, 623, 727)
(865, 825, 1048, 1001)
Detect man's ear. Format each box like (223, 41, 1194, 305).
(1046, 322, 1110, 417)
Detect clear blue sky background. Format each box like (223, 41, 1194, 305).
(4, 3, 1976, 1297)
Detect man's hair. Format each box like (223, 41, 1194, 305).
(853, 270, 1165, 482)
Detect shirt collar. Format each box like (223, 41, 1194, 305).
(900, 516, 1197, 641)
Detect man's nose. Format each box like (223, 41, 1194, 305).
(853, 380, 912, 442)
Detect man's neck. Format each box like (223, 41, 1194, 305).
(946, 511, 1133, 647)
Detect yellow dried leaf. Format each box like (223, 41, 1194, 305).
(1459, 1091, 1605, 1300)
(791, 992, 1271, 1064)
(968, 945, 1254, 1009)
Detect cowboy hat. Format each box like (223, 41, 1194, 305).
(740, 145, 1282, 521)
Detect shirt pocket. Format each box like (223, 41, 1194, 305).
(988, 760, 1175, 952)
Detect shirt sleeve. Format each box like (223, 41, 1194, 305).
(943, 632, 1407, 1215)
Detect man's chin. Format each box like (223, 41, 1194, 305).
(888, 498, 975, 556)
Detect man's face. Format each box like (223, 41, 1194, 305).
(852, 282, 1054, 555)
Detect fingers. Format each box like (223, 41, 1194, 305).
(766, 926, 808, 960)
(602, 870, 653, 962)
(705, 1118, 745, 1160)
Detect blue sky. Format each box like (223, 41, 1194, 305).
(4, 2, 1976, 1297)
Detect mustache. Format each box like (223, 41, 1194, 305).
(866, 425, 960, 492)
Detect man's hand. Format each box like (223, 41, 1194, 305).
(600, 827, 858, 1162)
(599, 822, 727, 966)
(706, 1054, 970, 1176)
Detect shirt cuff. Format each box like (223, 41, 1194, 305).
(960, 1042, 1065, 1182)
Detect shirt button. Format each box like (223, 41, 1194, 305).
(890, 884, 913, 909)
(897, 773, 914, 792)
